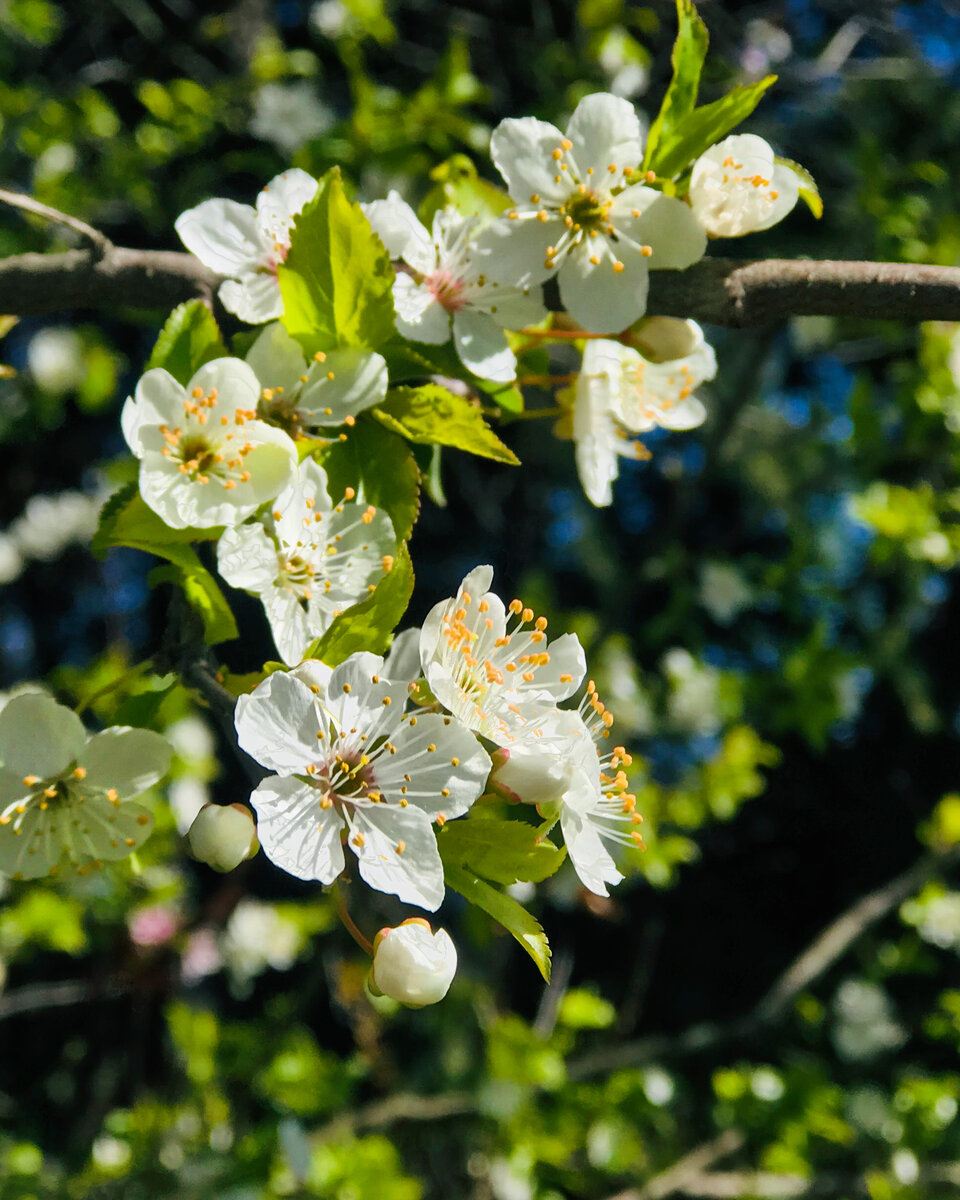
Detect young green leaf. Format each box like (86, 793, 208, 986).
(278, 168, 396, 356)
(145, 300, 228, 385)
(92, 483, 221, 560)
(648, 75, 777, 182)
(443, 862, 552, 981)
(375, 385, 519, 465)
(438, 812, 566, 885)
(418, 154, 512, 226)
(302, 543, 414, 665)
(644, 0, 709, 170)
(314, 419, 421, 543)
(775, 156, 823, 219)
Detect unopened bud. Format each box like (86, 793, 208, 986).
(488, 744, 568, 807)
(630, 316, 700, 363)
(187, 803, 259, 872)
(370, 918, 457, 1007)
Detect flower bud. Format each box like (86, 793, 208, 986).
(370, 918, 457, 1007)
(488, 744, 569, 807)
(187, 803, 259, 872)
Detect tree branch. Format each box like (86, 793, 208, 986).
(3, 242, 960, 324)
(0, 246, 218, 314)
(0, 187, 113, 256)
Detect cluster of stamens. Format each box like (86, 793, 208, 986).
(157, 386, 257, 489)
(720, 155, 780, 202)
(578, 681, 645, 849)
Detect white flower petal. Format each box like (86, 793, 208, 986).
(393, 275, 450, 344)
(175, 198, 267, 275)
(383, 628, 422, 683)
(255, 168, 319, 243)
(250, 774, 345, 882)
(376, 713, 491, 819)
(560, 782, 624, 896)
(362, 192, 435, 272)
(123, 368, 185, 456)
(565, 92, 643, 179)
(189, 358, 261, 412)
(476, 284, 547, 330)
(218, 272, 283, 324)
(0, 694, 86, 779)
(235, 671, 324, 774)
(80, 728, 172, 799)
(558, 240, 649, 334)
(217, 522, 279, 594)
(347, 802, 445, 911)
(490, 116, 570, 205)
(297, 350, 388, 425)
(474, 214, 559, 287)
(655, 395, 707, 430)
(246, 322, 307, 393)
(452, 309, 516, 382)
(264, 589, 315, 667)
(631, 192, 707, 270)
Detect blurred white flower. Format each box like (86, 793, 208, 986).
(26, 328, 85, 393)
(250, 82, 334, 154)
(311, 0, 350, 38)
(8, 490, 102, 561)
(699, 561, 753, 625)
(221, 898, 304, 987)
(831, 979, 906, 1061)
(663, 648, 723, 735)
(165, 715, 216, 764)
(0, 534, 23, 585)
(167, 777, 210, 836)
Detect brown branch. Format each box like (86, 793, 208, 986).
(569, 843, 960, 1080)
(0, 977, 131, 1021)
(0, 187, 112, 255)
(608, 1130, 745, 1200)
(3, 240, 960, 325)
(0, 246, 218, 315)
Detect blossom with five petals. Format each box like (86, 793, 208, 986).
(362, 193, 545, 382)
(175, 169, 318, 323)
(217, 459, 396, 666)
(688, 134, 799, 238)
(486, 92, 706, 333)
(122, 358, 298, 529)
(570, 320, 716, 506)
(235, 655, 492, 910)
(0, 694, 171, 880)
(419, 564, 586, 743)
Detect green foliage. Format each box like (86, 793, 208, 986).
(303, 542, 414, 664)
(0, 888, 87, 958)
(418, 153, 512, 225)
(776, 156, 824, 219)
(557, 987, 617, 1030)
(444, 862, 552, 980)
(145, 300, 228, 385)
(278, 168, 396, 355)
(438, 808, 566, 885)
(643, 0, 708, 171)
(376, 384, 520, 464)
(315, 417, 421, 542)
(254, 1027, 360, 1116)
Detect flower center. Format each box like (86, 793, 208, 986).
(178, 437, 217, 475)
(258, 388, 304, 439)
(562, 187, 611, 232)
(425, 269, 466, 312)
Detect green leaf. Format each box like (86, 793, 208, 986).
(439, 811, 565, 885)
(92, 483, 222, 560)
(149, 561, 239, 646)
(375, 385, 519, 465)
(775, 155, 823, 219)
(644, 0, 709, 170)
(444, 863, 551, 981)
(648, 76, 777, 181)
(278, 168, 396, 355)
(314, 418, 421, 543)
(303, 543, 414, 665)
(419, 154, 512, 226)
(145, 300, 228, 385)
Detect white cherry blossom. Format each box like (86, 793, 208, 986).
(371, 919, 457, 1007)
(362, 193, 545, 382)
(217, 459, 396, 666)
(246, 322, 388, 436)
(187, 803, 259, 872)
(235, 654, 492, 910)
(688, 134, 799, 238)
(0, 694, 171, 880)
(175, 169, 318, 323)
(571, 322, 715, 506)
(419, 565, 586, 743)
(487, 92, 706, 333)
(490, 684, 642, 896)
(122, 358, 298, 529)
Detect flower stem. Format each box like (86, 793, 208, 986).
(517, 374, 575, 388)
(73, 658, 154, 716)
(519, 327, 612, 341)
(333, 883, 374, 956)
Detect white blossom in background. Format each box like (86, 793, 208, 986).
(371, 918, 458, 1006)
(249, 82, 334, 154)
(571, 322, 715, 506)
(486, 92, 706, 333)
(663, 647, 724, 736)
(362, 194, 545, 382)
(699, 561, 753, 625)
(217, 458, 396, 666)
(26, 327, 86, 393)
(688, 134, 799, 238)
(175, 169, 318, 323)
(831, 979, 906, 1062)
(187, 803, 259, 872)
(220, 898, 304, 990)
(8, 489, 104, 561)
(245, 322, 388, 436)
(0, 534, 23, 585)
(419, 564, 586, 743)
(235, 654, 491, 910)
(122, 358, 297, 529)
(0, 693, 171, 879)
(490, 684, 642, 896)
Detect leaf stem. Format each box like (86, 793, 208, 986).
(73, 658, 156, 716)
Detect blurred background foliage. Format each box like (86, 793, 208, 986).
(4, 0, 960, 1196)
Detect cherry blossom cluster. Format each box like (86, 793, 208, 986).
(234, 565, 643, 909)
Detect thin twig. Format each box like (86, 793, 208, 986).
(0, 977, 130, 1021)
(607, 1129, 745, 1200)
(0, 187, 112, 256)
